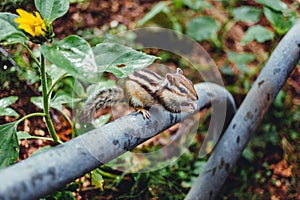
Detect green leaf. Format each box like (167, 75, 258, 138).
(136, 2, 182, 32)
(182, 0, 212, 10)
(31, 94, 80, 112)
(0, 96, 19, 117)
(17, 131, 53, 141)
(241, 25, 274, 45)
(92, 114, 111, 128)
(30, 145, 52, 157)
(136, 2, 170, 26)
(52, 191, 76, 200)
(0, 107, 19, 117)
(193, 160, 207, 175)
(255, 0, 288, 12)
(0, 122, 19, 168)
(173, 0, 184, 9)
(0, 96, 18, 107)
(274, 90, 286, 108)
(0, 13, 26, 44)
(91, 168, 104, 191)
(46, 64, 68, 84)
(50, 93, 81, 112)
(220, 65, 235, 75)
(227, 51, 256, 64)
(86, 80, 116, 97)
(232, 6, 262, 23)
(73, 80, 86, 98)
(263, 7, 295, 35)
(23, 68, 40, 84)
(41, 35, 98, 82)
(242, 146, 255, 162)
(46, 64, 69, 92)
(227, 51, 256, 74)
(93, 43, 159, 78)
(186, 16, 220, 41)
(31, 96, 43, 110)
(35, 0, 69, 22)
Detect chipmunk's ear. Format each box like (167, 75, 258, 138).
(166, 73, 174, 85)
(176, 68, 183, 74)
(160, 74, 173, 88)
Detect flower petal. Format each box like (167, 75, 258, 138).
(16, 9, 36, 21)
(18, 24, 35, 36)
(14, 9, 48, 37)
(35, 26, 46, 36)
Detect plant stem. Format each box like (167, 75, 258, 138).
(17, 112, 46, 124)
(40, 52, 62, 144)
(59, 109, 78, 138)
(46, 72, 78, 137)
(21, 43, 40, 66)
(47, 72, 68, 97)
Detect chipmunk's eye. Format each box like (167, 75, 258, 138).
(179, 86, 187, 94)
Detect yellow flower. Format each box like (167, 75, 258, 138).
(14, 9, 47, 37)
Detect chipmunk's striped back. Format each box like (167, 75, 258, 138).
(124, 69, 163, 109)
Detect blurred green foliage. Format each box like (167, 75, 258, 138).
(122, 0, 299, 199)
(0, 0, 30, 12)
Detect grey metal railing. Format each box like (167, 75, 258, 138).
(0, 82, 236, 199)
(185, 21, 300, 200)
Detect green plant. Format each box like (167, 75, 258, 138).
(255, 0, 297, 35)
(136, 1, 182, 32)
(0, 0, 158, 169)
(0, 96, 19, 118)
(0, 0, 29, 12)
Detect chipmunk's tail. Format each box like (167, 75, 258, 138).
(78, 87, 125, 123)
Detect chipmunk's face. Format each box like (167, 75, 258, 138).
(161, 68, 198, 113)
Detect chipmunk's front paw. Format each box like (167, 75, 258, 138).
(136, 108, 151, 119)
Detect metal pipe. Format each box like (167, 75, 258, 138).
(185, 21, 300, 200)
(0, 82, 236, 200)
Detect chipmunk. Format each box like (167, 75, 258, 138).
(79, 68, 198, 122)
